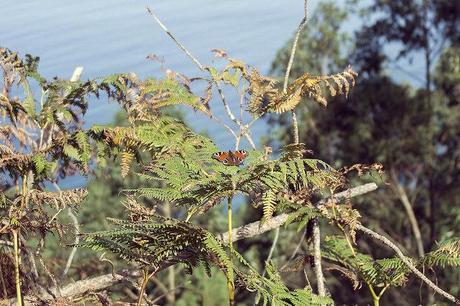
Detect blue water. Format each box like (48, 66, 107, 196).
(1, 1, 423, 188)
(1, 0, 314, 187)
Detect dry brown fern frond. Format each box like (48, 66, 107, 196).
(120, 150, 135, 178)
(247, 67, 358, 115)
(247, 69, 281, 115)
(28, 188, 88, 210)
(270, 67, 358, 113)
(0, 152, 33, 174)
(123, 196, 157, 221)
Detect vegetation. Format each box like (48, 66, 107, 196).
(0, 1, 459, 305)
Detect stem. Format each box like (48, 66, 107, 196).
(291, 112, 300, 144)
(137, 268, 151, 306)
(366, 282, 379, 306)
(227, 197, 233, 255)
(334, 204, 381, 305)
(282, 0, 326, 296)
(146, 7, 205, 72)
(60, 208, 80, 282)
(391, 171, 425, 258)
(226, 197, 235, 306)
(284, 0, 308, 144)
(312, 218, 325, 296)
(13, 229, 22, 306)
(163, 202, 176, 304)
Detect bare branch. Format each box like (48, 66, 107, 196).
(218, 183, 378, 244)
(280, 0, 324, 296)
(261, 227, 280, 277)
(284, 0, 308, 145)
(312, 217, 325, 296)
(216, 82, 240, 126)
(208, 112, 238, 139)
(244, 131, 257, 150)
(356, 224, 460, 305)
(146, 5, 257, 151)
(283, 1, 308, 93)
(60, 207, 80, 282)
(146, 6, 205, 71)
(390, 169, 425, 258)
(5, 183, 378, 304)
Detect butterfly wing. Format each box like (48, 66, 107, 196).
(234, 150, 247, 165)
(212, 152, 230, 165)
(228, 150, 247, 166)
(213, 150, 247, 166)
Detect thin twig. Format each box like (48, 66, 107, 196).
(47, 208, 64, 225)
(147, 5, 257, 151)
(151, 285, 187, 304)
(356, 224, 460, 305)
(216, 82, 240, 125)
(208, 113, 238, 138)
(281, 226, 307, 270)
(284, 0, 308, 144)
(261, 227, 280, 277)
(238, 85, 246, 123)
(60, 208, 80, 282)
(0, 240, 13, 247)
(244, 131, 257, 150)
(390, 169, 425, 258)
(235, 135, 241, 151)
(146, 7, 205, 71)
(19, 234, 39, 280)
(151, 276, 173, 304)
(282, 0, 321, 296)
(255, 226, 280, 306)
(283, 0, 308, 93)
(36, 237, 61, 297)
(49, 180, 81, 284)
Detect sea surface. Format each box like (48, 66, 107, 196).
(1, 0, 423, 188)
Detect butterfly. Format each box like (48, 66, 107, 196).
(212, 150, 247, 166)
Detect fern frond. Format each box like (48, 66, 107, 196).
(322, 236, 410, 288)
(120, 150, 134, 178)
(422, 238, 460, 268)
(247, 66, 358, 115)
(28, 188, 88, 210)
(261, 190, 277, 221)
(241, 262, 333, 306)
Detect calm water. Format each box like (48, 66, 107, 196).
(1, 1, 314, 187)
(1, 0, 306, 124)
(2, 1, 422, 188)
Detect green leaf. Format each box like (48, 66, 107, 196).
(63, 144, 81, 161)
(32, 154, 46, 174)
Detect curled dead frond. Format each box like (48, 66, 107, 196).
(280, 143, 314, 161)
(247, 66, 358, 115)
(122, 196, 157, 221)
(247, 70, 281, 115)
(320, 198, 361, 242)
(28, 188, 88, 210)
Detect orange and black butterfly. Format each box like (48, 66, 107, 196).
(212, 150, 247, 166)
